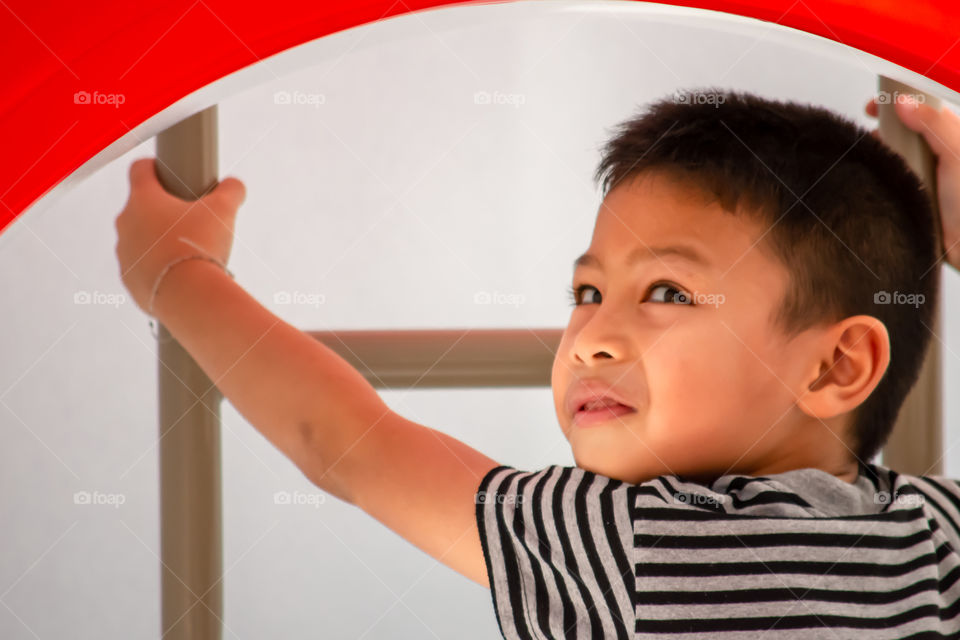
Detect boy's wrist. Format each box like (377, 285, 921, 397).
(150, 257, 232, 323)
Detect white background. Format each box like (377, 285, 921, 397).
(1, 1, 959, 638)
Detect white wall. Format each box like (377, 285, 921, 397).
(2, 2, 958, 638)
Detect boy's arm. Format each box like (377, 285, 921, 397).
(151, 258, 498, 587)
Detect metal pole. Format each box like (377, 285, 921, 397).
(304, 328, 563, 388)
(877, 77, 944, 475)
(154, 107, 223, 640)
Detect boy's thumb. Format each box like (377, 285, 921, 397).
(893, 96, 923, 128)
(206, 177, 247, 211)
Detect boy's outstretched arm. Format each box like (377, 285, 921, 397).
(114, 158, 498, 588)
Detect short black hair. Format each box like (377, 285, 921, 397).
(592, 86, 941, 466)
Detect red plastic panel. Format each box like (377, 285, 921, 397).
(0, 0, 957, 234)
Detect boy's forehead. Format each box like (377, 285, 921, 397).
(589, 174, 770, 272)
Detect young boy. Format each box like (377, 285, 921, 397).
(115, 87, 960, 638)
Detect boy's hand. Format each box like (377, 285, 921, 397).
(865, 95, 960, 270)
(114, 157, 247, 314)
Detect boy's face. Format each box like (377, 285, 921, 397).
(551, 170, 842, 485)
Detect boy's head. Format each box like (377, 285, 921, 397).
(551, 87, 941, 486)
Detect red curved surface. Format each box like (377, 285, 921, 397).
(0, 0, 957, 235)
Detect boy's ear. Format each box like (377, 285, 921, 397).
(797, 315, 891, 421)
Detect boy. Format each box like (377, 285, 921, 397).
(115, 87, 960, 638)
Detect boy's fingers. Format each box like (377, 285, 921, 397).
(865, 95, 959, 161)
(893, 98, 956, 158)
(128, 157, 161, 194)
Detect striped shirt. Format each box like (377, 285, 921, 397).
(474, 461, 960, 639)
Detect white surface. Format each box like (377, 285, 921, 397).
(1, 1, 959, 638)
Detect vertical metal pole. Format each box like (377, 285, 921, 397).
(877, 77, 944, 475)
(154, 107, 223, 640)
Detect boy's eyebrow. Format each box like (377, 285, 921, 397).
(573, 243, 712, 272)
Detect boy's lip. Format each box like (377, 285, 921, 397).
(566, 378, 637, 416)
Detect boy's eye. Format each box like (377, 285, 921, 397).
(567, 284, 600, 306)
(567, 282, 693, 306)
(648, 283, 693, 304)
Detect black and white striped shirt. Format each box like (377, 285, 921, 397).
(475, 461, 960, 639)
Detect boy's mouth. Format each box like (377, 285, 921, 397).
(573, 402, 636, 426)
(566, 379, 637, 418)
(577, 398, 634, 412)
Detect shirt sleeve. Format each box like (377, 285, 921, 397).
(475, 464, 636, 640)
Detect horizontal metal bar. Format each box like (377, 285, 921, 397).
(306, 328, 564, 388)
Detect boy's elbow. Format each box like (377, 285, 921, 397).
(296, 418, 357, 506)
(296, 389, 392, 507)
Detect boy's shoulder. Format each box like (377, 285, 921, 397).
(645, 460, 960, 521)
